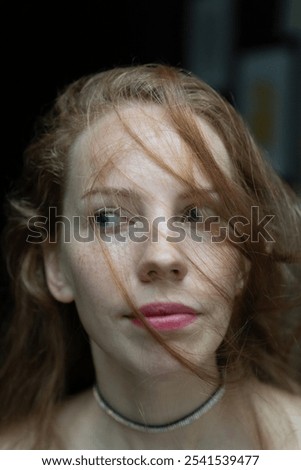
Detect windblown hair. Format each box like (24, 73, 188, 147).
(0, 63, 300, 448)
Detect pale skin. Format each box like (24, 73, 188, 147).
(4, 105, 300, 450)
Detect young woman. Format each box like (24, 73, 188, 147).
(0, 63, 300, 450)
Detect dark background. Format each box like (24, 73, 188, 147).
(1, 0, 300, 228)
(0, 0, 183, 211)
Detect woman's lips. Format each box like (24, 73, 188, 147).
(131, 302, 198, 331)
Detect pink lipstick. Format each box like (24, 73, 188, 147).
(131, 302, 197, 331)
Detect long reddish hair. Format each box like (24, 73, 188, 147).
(1, 64, 300, 448)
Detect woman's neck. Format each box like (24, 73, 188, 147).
(55, 381, 256, 450)
(85, 342, 244, 449)
(92, 342, 221, 428)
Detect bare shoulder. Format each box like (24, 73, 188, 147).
(250, 380, 301, 449)
(0, 423, 36, 449)
(54, 388, 101, 449)
(55, 388, 94, 427)
(0, 389, 97, 450)
(254, 380, 301, 419)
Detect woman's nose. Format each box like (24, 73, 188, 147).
(137, 228, 188, 282)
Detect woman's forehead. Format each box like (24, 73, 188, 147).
(69, 104, 232, 188)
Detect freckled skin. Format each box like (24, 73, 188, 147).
(44, 104, 244, 432)
(46, 105, 241, 374)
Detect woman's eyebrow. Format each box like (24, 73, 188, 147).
(81, 186, 142, 200)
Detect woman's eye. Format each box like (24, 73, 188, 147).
(184, 206, 218, 223)
(94, 208, 124, 232)
(184, 207, 204, 222)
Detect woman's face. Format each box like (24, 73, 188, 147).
(44, 104, 244, 377)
